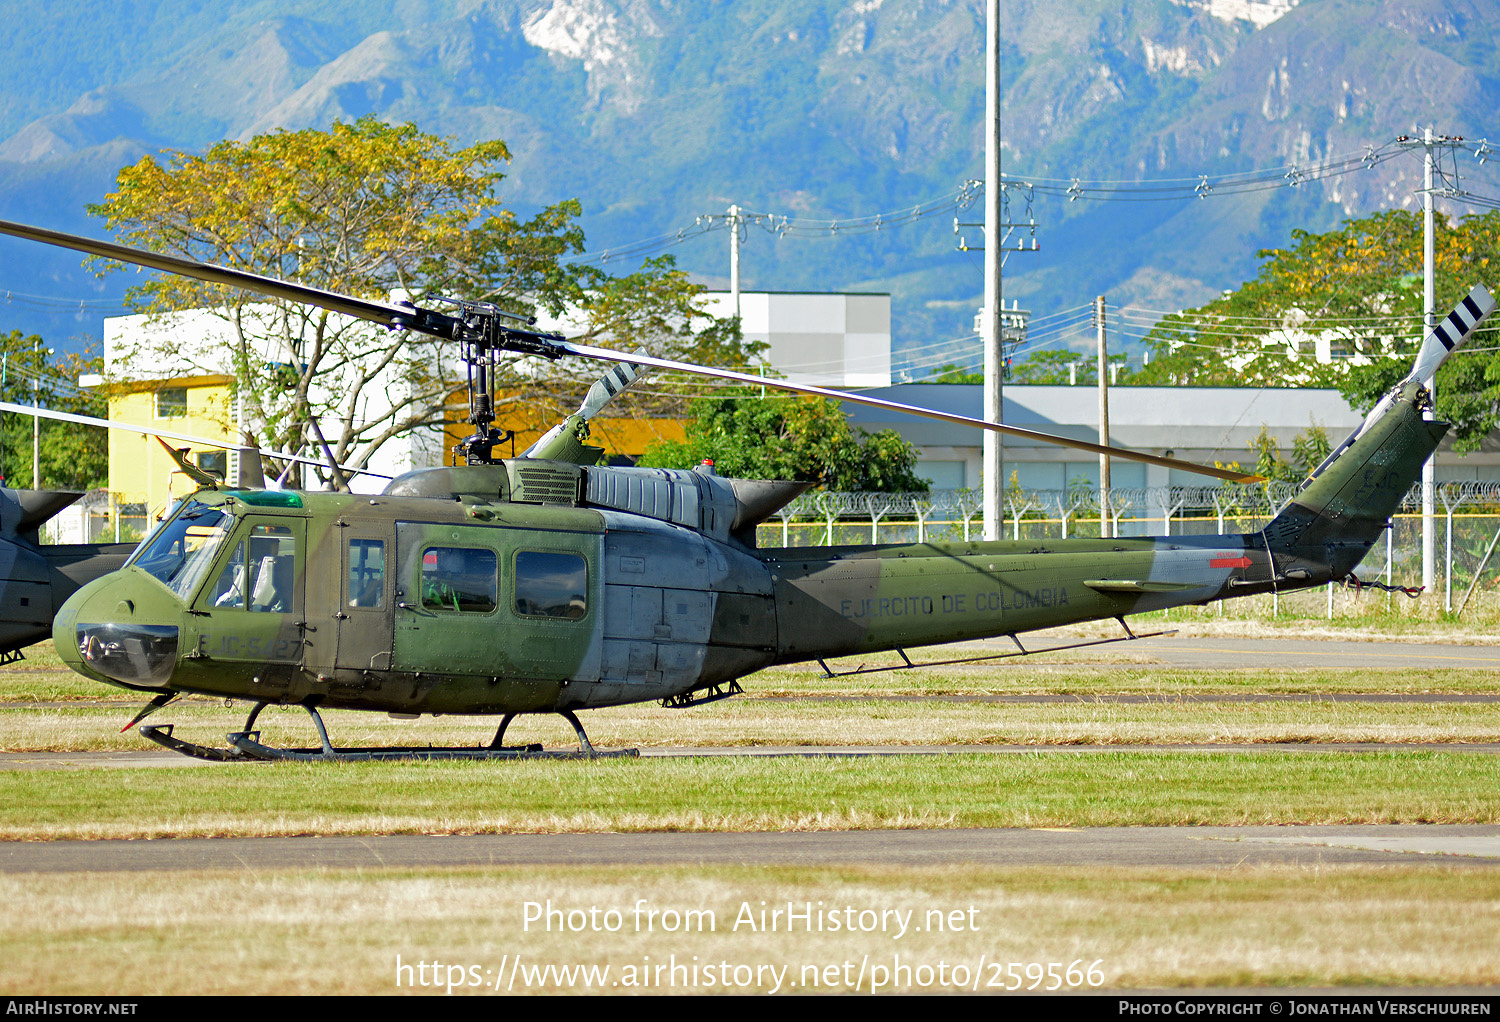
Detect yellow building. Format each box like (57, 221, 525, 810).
(111, 375, 689, 515)
(106, 374, 234, 515)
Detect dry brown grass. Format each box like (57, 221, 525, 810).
(1, 865, 1496, 994)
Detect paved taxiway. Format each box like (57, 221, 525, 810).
(3, 826, 1499, 873)
(951, 633, 1500, 670)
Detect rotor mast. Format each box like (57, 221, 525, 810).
(410, 296, 566, 465)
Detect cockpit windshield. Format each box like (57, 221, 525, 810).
(125, 500, 235, 600)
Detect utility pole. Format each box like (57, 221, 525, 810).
(982, 0, 1003, 540)
(1, 352, 7, 485)
(1398, 128, 1464, 592)
(963, 3, 1037, 537)
(728, 204, 743, 320)
(233, 365, 244, 489)
(1096, 296, 1111, 539)
(1423, 127, 1436, 593)
(32, 337, 40, 489)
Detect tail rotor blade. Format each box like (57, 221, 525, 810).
(578, 354, 649, 421)
(1409, 283, 1496, 387)
(1307, 283, 1497, 483)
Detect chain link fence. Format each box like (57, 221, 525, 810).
(39, 483, 1500, 620)
(39, 491, 150, 546)
(753, 481, 1500, 620)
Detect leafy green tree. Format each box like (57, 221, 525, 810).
(1133, 210, 1500, 449)
(637, 391, 929, 492)
(1011, 350, 1132, 385)
(89, 117, 750, 486)
(1250, 423, 1332, 485)
(927, 362, 982, 384)
(0, 330, 107, 490)
(928, 350, 1131, 385)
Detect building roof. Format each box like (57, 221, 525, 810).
(840, 383, 1365, 459)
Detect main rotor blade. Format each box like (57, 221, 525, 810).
(0, 217, 1256, 481)
(0, 218, 415, 328)
(554, 342, 1261, 483)
(0, 401, 392, 480)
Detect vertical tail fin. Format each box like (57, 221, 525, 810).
(1264, 284, 1496, 576)
(1263, 382, 1445, 573)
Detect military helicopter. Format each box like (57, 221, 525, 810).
(0, 216, 1492, 761)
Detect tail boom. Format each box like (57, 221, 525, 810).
(765, 382, 1450, 665)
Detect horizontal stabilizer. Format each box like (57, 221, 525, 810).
(9, 490, 83, 540)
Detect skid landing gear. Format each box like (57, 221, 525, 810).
(138, 701, 637, 762)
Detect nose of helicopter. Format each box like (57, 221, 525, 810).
(54, 577, 178, 689)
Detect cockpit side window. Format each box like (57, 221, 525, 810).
(207, 523, 297, 614)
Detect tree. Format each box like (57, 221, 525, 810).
(928, 351, 1131, 385)
(1249, 423, 1332, 485)
(1010, 350, 1132, 385)
(636, 391, 930, 492)
(1132, 210, 1500, 449)
(89, 117, 752, 486)
(0, 331, 107, 491)
(927, 362, 982, 384)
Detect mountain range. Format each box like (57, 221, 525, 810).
(1, 0, 1497, 375)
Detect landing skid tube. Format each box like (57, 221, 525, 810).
(138, 701, 638, 762)
(138, 700, 271, 761)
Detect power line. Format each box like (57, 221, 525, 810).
(564, 141, 1417, 274)
(1000, 140, 1412, 203)
(569, 182, 983, 267)
(2, 289, 130, 316)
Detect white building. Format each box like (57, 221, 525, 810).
(840, 383, 1500, 491)
(700, 291, 891, 388)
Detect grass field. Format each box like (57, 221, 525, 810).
(5, 751, 1500, 840)
(4, 865, 1498, 994)
(3, 630, 1499, 994)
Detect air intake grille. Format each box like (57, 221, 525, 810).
(510, 464, 582, 505)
